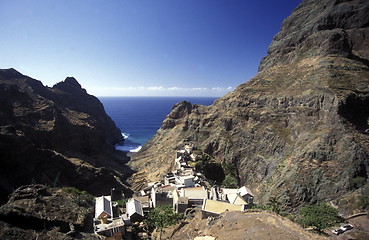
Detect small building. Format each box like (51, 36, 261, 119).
(133, 195, 151, 212)
(151, 185, 175, 208)
(95, 196, 113, 223)
(164, 172, 176, 185)
(94, 195, 127, 237)
(184, 144, 193, 154)
(175, 175, 195, 188)
(237, 186, 254, 204)
(126, 198, 144, 222)
(227, 193, 248, 206)
(172, 190, 188, 213)
(94, 217, 125, 238)
(176, 150, 186, 159)
(202, 199, 244, 218)
(221, 188, 238, 196)
(180, 186, 208, 206)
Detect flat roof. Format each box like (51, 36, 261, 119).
(202, 199, 243, 214)
(181, 187, 207, 200)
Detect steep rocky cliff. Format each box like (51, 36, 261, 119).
(130, 0, 369, 207)
(0, 69, 132, 203)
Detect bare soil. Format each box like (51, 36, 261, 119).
(155, 210, 327, 240)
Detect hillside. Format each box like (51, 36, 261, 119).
(157, 210, 326, 240)
(0, 69, 133, 203)
(130, 0, 369, 208)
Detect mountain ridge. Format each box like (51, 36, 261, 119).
(0, 68, 132, 203)
(130, 0, 369, 208)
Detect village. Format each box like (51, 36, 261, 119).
(93, 144, 254, 240)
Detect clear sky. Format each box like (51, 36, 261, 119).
(1, 0, 302, 97)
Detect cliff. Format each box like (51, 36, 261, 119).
(0, 69, 133, 203)
(130, 0, 369, 207)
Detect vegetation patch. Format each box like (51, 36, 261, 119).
(144, 204, 183, 239)
(297, 202, 342, 232)
(62, 187, 88, 196)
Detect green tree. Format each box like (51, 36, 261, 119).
(144, 205, 183, 239)
(299, 202, 341, 232)
(222, 174, 238, 188)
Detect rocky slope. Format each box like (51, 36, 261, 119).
(0, 69, 133, 203)
(0, 184, 100, 240)
(156, 210, 326, 240)
(130, 0, 369, 208)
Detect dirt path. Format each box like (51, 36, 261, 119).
(333, 214, 369, 240)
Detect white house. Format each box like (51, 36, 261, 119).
(237, 186, 254, 204)
(94, 196, 125, 237)
(95, 196, 113, 223)
(180, 186, 208, 206)
(175, 175, 195, 188)
(126, 198, 144, 222)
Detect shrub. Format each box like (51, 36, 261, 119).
(251, 197, 282, 214)
(357, 194, 369, 210)
(116, 199, 127, 207)
(268, 197, 282, 214)
(298, 202, 342, 232)
(144, 204, 183, 239)
(352, 176, 366, 189)
(222, 174, 238, 188)
(62, 187, 87, 196)
(144, 204, 183, 231)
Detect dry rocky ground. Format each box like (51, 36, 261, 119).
(154, 210, 327, 240)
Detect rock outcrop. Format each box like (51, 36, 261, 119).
(0, 184, 100, 240)
(0, 69, 133, 203)
(130, 0, 369, 207)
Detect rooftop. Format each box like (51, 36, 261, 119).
(238, 186, 254, 197)
(126, 198, 144, 217)
(95, 195, 112, 219)
(202, 199, 243, 214)
(95, 217, 124, 233)
(181, 187, 208, 200)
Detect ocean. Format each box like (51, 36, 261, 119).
(99, 97, 217, 152)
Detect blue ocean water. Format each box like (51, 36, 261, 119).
(99, 97, 217, 152)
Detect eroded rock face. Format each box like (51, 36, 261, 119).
(0, 69, 133, 202)
(130, 0, 369, 207)
(0, 185, 100, 240)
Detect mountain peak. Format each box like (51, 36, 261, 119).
(0, 68, 25, 80)
(64, 77, 82, 88)
(53, 76, 86, 94)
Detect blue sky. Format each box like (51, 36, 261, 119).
(1, 0, 301, 97)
